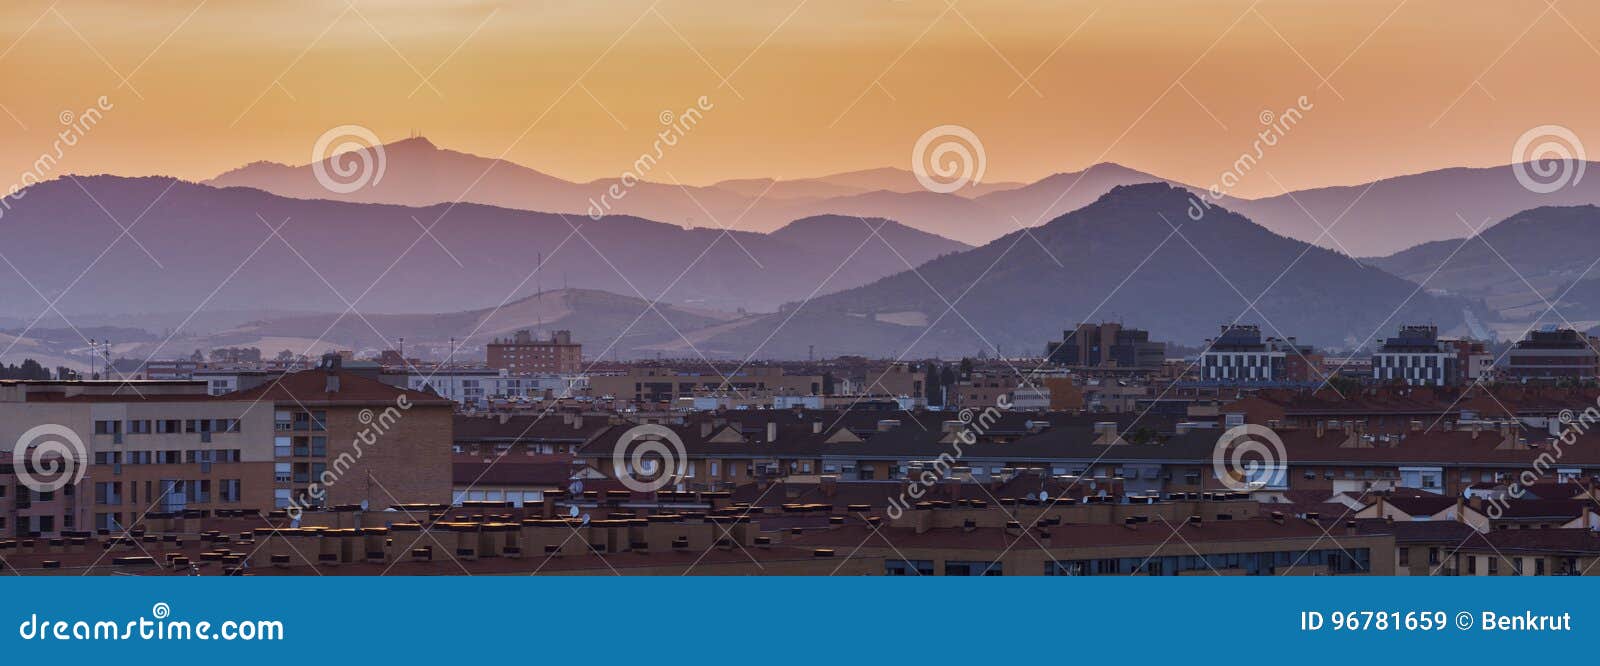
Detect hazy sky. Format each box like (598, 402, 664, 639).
(1, 0, 1595, 196)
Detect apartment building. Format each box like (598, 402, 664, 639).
(1505, 327, 1600, 381)
(1371, 325, 1492, 386)
(588, 366, 823, 405)
(1200, 325, 1319, 383)
(1372, 325, 1460, 386)
(226, 356, 456, 511)
(405, 368, 586, 409)
(1045, 322, 1165, 368)
(487, 329, 582, 375)
(0, 379, 276, 535)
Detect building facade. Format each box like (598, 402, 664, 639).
(1505, 328, 1600, 381)
(1200, 325, 1316, 383)
(487, 330, 582, 375)
(1045, 322, 1165, 368)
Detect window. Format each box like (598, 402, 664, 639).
(275, 463, 291, 483)
(1428, 548, 1440, 565)
(945, 561, 1002, 576)
(221, 479, 241, 503)
(94, 482, 122, 506)
(1398, 548, 1409, 566)
(274, 436, 292, 457)
(94, 420, 120, 435)
(127, 420, 152, 434)
(1488, 558, 1498, 575)
(884, 560, 934, 575)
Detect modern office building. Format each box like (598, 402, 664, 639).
(1045, 322, 1166, 368)
(1505, 328, 1600, 381)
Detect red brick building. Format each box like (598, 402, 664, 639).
(487, 330, 582, 375)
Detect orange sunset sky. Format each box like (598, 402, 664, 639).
(0, 0, 1595, 196)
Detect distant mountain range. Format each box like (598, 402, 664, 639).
(205, 136, 1126, 246)
(205, 137, 1600, 254)
(0, 175, 966, 324)
(653, 184, 1485, 358)
(1367, 205, 1600, 331)
(124, 186, 1484, 360)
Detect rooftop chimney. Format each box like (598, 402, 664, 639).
(1093, 422, 1121, 446)
(767, 422, 777, 444)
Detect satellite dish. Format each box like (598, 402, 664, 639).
(359, 500, 369, 511)
(568, 505, 579, 518)
(580, 514, 591, 526)
(569, 480, 583, 494)
(290, 517, 301, 528)
(1038, 491, 1049, 502)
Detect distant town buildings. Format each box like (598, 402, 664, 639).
(1199, 325, 1320, 383)
(1505, 327, 1600, 381)
(588, 366, 822, 404)
(1045, 322, 1165, 368)
(488, 330, 582, 375)
(404, 368, 585, 409)
(1372, 325, 1491, 386)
